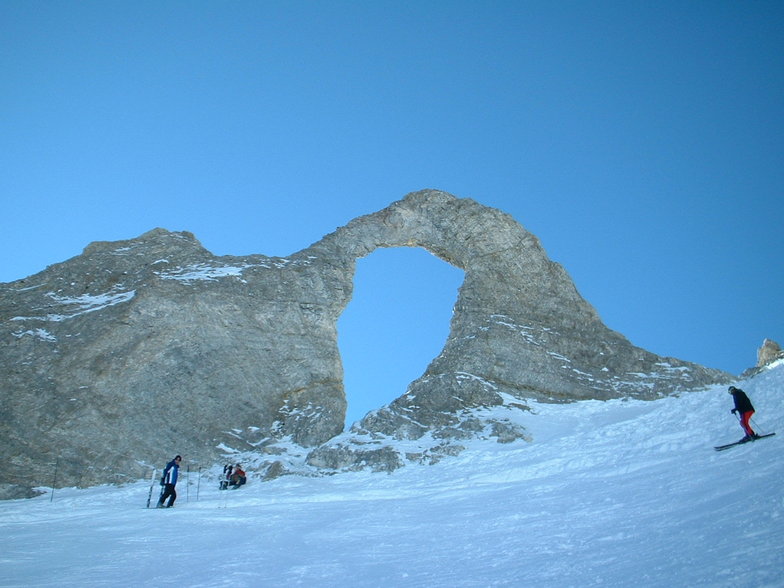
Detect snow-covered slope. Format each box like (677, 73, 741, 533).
(1, 363, 782, 588)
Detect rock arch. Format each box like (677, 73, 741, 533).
(301, 190, 731, 454)
(0, 189, 732, 491)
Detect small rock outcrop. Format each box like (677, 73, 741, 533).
(740, 338, 784, 379)
(757, 339, 783, 367)
(0, 190, 732, 494)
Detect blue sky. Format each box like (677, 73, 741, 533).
(2, 1, 782, 426)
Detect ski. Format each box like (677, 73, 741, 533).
(714, 432, 775, 451)
(145, 468, 157, 508)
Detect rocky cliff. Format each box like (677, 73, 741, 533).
(0, 190, 732, 497)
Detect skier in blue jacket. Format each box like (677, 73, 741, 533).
(157, 455, 181, 508)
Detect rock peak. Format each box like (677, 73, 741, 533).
(82, 227, 204, 256)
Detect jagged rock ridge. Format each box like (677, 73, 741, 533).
(0, 190, 732, 497)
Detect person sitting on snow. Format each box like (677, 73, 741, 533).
(229, 464, 246, 488)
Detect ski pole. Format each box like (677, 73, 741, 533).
(750, 416, 766, 435)
(732, 412, 746, 437)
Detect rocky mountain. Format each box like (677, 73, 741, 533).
(0, 190, 733, 498)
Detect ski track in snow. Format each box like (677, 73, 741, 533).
(1, 364, 782, 587)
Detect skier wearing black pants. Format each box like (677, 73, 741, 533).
(157, 455, 181, 508)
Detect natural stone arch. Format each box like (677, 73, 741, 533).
(0, 188, 733, 491)
(302, 189, 731, 444)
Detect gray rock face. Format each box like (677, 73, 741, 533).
(0, 190, 732, 493)
(1, 229, 350, 492)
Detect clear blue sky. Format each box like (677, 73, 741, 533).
(2, 1, 782, 426)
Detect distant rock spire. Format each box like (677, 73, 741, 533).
(757, 338, 784, 367)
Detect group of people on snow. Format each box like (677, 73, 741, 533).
(155, 456, 247, 508)
(220, 463, 247, 490)
(154, 386, 761, 507)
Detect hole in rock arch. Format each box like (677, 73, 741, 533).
(338, 247, 464, 430)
